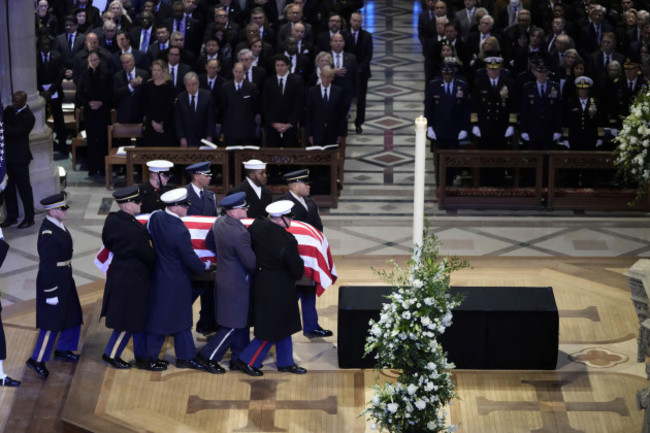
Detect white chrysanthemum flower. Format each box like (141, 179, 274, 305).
(424, 382, 434, 391)
(415, 400, 426, 410)
(412, 279, 424, 289)
(427, 421, 437, 430)
(372, 395, 380, 405)
(402, 311, 411, 320)
(421, 316, 431, 326)
(387, 403, 399, 413)
(407, 383, 418, 395)
(424, 297, 434, 306)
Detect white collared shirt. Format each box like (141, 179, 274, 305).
(191, 183, 203, 198)
(46, 215, 67, 231)
(165, 208, 182, 219)
(290, 191, 308, 210)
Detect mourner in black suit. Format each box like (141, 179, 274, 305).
(146, 26, 171, 65)
(305, 66, 347, 146)
(220, 62, 261, 146)
(199, 59, 227, 131)
(37, 37, 69, 159)
(276, 169, 333, 338)
(175, 72, 215, 147)
(54, 15, 86, 74)
(199, 192, 256, 373)
(25, 194, 83, 379)
(101, 186, 157, 370)
(184, 162, 219, 336)
(166, 46, 192, 94)
(263, 54, 305, 147)
(143, 188, 218, 374)
(1, 92, 36, 229)
(229, 159, 273, 219)
(128, 11, 156, 54)
(0, 226, 19, 386)
(111, 31, 149, 71)
(330, 33, 359, 110)
(235, 200, 306, 376)
(282, 37, 312, 80)
(113, 53, 149, 124)
(161, 1, 203, 54)
(344, 12, 372, 134)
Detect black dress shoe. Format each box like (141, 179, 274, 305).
(135, 357, 167, 371)
(176, 358, 205, 371)
(0, 220, 17, 229)
(156, 358, 170, 367)
(304, 326, 333, 338)
(196, 354, 226, 374)
(54, 350, 80, 362)
(26, 358, 49, 379)
(102, 354, 131, 369)
(277, 364, 307, 374)
(17, 220, 35, 229)
(230, 359, 263, 376)
(0, 376, 21, 387)
(355, 125, 363, 134)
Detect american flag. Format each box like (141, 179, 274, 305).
(95, 215, 337, 296)
(0, 94, 6, 192)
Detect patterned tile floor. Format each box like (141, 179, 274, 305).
(1, 0, 649, 309)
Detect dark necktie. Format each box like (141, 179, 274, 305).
(605, 54, 610, 68)
(191, 94, 196, 112)
(107, 39, 111, 47)
(278, 77, 283, 94)
(140, 30, 149, 52)
(170, 67, 175, 85)
(68, 33, 73, 49)
(236, 83, 241, 93)
(209, 79, 214, 90)
(323, 88, 328, 102)
(176, 20, 181, 31)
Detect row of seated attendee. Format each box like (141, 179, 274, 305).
(419, 0, 648, 187)
(35, 0, 373, 181)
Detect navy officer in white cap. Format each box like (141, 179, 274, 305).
(26, 193, 83, 379)
(198, 192, 256, 374)
(229, 159, 272, 219)
(276, 169, 332, 338)
(100, 186, 157, 370)
(138, 159, 174, 214)
(233, 200, 307, 376)
(142, 188, 221, 373)
(185, 161, 218, 335)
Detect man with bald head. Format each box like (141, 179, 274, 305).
(73, 32, 112, 82)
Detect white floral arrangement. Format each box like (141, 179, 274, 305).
(362, 226, 468, 433)
(614, 90, 650, 202)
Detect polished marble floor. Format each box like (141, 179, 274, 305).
(1, 0, 649, 310)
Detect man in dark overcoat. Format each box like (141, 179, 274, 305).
(230, 159, 272, 219)
(100, 186, 157, 370)
(233, 201, 307, 376)
(1, 91, 36, 229)
(199, 192, 256, 373)
(143, 188, 220, 374)
(25, 194, 83, 379)
(276, 169, 332, 338)
(0, 233, 20, 386)
(185, 162, 218, 336)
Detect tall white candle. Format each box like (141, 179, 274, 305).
(413, 116, 427, 251)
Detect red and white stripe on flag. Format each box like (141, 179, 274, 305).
(94, 215, 337, 296)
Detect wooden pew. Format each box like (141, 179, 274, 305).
(232, 148, 340, 208)
(124, 147, 229, 194)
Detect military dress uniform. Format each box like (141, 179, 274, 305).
(276, 169, 331, 338)
(138, 160, 174, 214)
(26, 194, 83, 379)
(101, 186, 157, 368)
(520, 79, 563, 150)
(471, 74, 517, 148)
(424, 77, 470, 150)
(235, 201, 306, 376)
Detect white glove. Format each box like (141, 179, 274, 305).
(472, 126, 481, 137)
(520, 132, 530, 141)
(204, 260, 212, 270)
(458, 130, 468, 140)
(46, 296, 59, 306)
(427, 126, 436, 140)
(611, 129, 618, 137)
(559, 140, 570, 148)
(596, 139, 603, 147)
(504, 126, 514, 138)
(553, 132, 562, 141)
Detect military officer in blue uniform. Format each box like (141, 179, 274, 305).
(519, 58, 563, 150)
(233, 201, 307, 376)
(425, 58, 470, 184)
(276, 169, 332, 338)
(143, 188, 221, 374)
(138, 159, 174, 214)
(199, 192, 256, 374)
(101, 186, 157, 370)
(26, 194, 83, 379)
(184, 161, 219, 335)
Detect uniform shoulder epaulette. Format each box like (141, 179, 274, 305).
(41, 230, 53, 235)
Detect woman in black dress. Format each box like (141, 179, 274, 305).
(142, 59, 177, 146)
(76, 50, 112, 179)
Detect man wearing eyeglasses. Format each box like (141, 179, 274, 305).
(100, 186, 157, 370)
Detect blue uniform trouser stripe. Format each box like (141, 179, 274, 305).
(146, 329, 196, 360)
